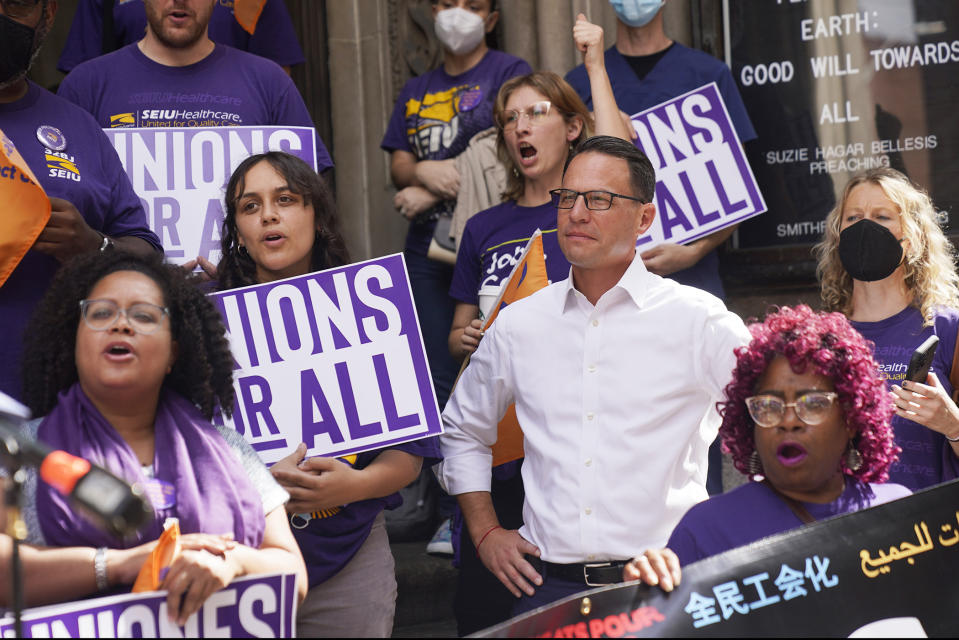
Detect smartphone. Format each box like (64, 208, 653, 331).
(905, 335, 939, 383)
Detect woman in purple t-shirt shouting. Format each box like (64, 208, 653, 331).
(815, 168, 959, 491)
(623, 305, 908, 583)
(216, 151, 440, 637)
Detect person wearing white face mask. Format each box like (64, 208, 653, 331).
(381, 0, 531, 578)
(565, 0, 758, 497)
(382, 1, 530, 421)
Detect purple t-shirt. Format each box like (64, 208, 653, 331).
(293, 436, 441, 587)
(58, 0, 305, 73)
(0, 82, 160, 400)
(667, 479, 911, 566)
(449, 200, 570, 307)
(851, 305, 959, 490)
(57, 43, 332, 172)
(565, 43, 758, 300)
(381, 50, 531, 256)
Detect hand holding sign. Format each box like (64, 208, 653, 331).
(162, 548, 240, 626)
(181, 256, 218, 283)
(623, 548, 682, 593)
(640, 241, 703, 277)
(271, 443, 362, 513)
(33, 197, 102, 262)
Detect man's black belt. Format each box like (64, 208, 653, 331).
(528, 556, 627, 587)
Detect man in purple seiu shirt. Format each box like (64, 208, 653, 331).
(57, 0, 332, 172)
(0, 0, 160, 401)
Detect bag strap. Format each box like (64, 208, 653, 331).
(762, 480, 816, 525)
(950, 325, 959, 403)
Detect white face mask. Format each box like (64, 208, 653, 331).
(434, 7, 487, 56)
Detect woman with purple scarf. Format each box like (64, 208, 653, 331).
(7, 251, 306, 622)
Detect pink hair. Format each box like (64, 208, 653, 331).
(719, 305, 900, 483)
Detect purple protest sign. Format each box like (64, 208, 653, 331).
(0, 573, 297, 638)
(104, 126, 317, 264)
(630, 83, 766, 249)
(208, 253, 443, 465)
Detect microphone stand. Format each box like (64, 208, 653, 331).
(1, 431, 27, 640)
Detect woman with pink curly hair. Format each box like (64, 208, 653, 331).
(621, 306, 908, 585)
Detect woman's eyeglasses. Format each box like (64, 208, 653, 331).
(745, 391, 839, 428)
(496, 101, 554, 130)
(79, 299, 170, 335)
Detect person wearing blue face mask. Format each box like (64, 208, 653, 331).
(564, 0, 757, 496)
(815, 168, 959, 491)
(565, 0, 756, 304)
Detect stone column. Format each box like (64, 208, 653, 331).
(325, 1, 407, 261)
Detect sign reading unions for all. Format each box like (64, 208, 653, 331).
(104, 126, 317, 265)
(0, 573, 297, 638)
(630, 83, 766, 249)
(208, 254, 443, 466)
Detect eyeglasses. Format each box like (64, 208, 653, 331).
(496, 101, 555, 130)
(745, 391, 839, 428)
(1, 0, 41, 20)
(79, 299, 170, 335)
(550, 188, 646, 211)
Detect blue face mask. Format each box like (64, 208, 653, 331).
(609, 0, 665, 28)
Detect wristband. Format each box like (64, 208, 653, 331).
(475, 525, 501, 552)
(94, 547, 109, 591)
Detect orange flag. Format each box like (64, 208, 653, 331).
(132, 518, 181, 592)
(481, 230, 549, 332)
(0, 128, 50, 288)
(234, 0, 268, 35)
(475, 230, 550, 466)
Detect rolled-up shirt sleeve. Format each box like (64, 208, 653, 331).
(436, 313, 516, 496)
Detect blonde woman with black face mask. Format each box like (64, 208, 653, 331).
(815, 167, 959, 490)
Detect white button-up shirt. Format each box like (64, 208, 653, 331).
(438, 253, 750, 563)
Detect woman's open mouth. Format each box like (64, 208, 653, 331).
(104, 342, 134, 361)
(776, 442, 808, 466)
(518, 142, 538, 166)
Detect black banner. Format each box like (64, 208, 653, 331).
(729, 1, 959, 249)
(474, 479, 959, 637)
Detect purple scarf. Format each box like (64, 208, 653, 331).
(36, 384, 264, 549)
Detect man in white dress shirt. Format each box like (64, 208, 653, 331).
(438, 135, 751, 614)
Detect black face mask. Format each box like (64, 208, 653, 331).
(0, 13, 38, 86)
(838, 218, 904, 282)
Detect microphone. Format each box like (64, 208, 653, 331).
(0, 392, 154, 538)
